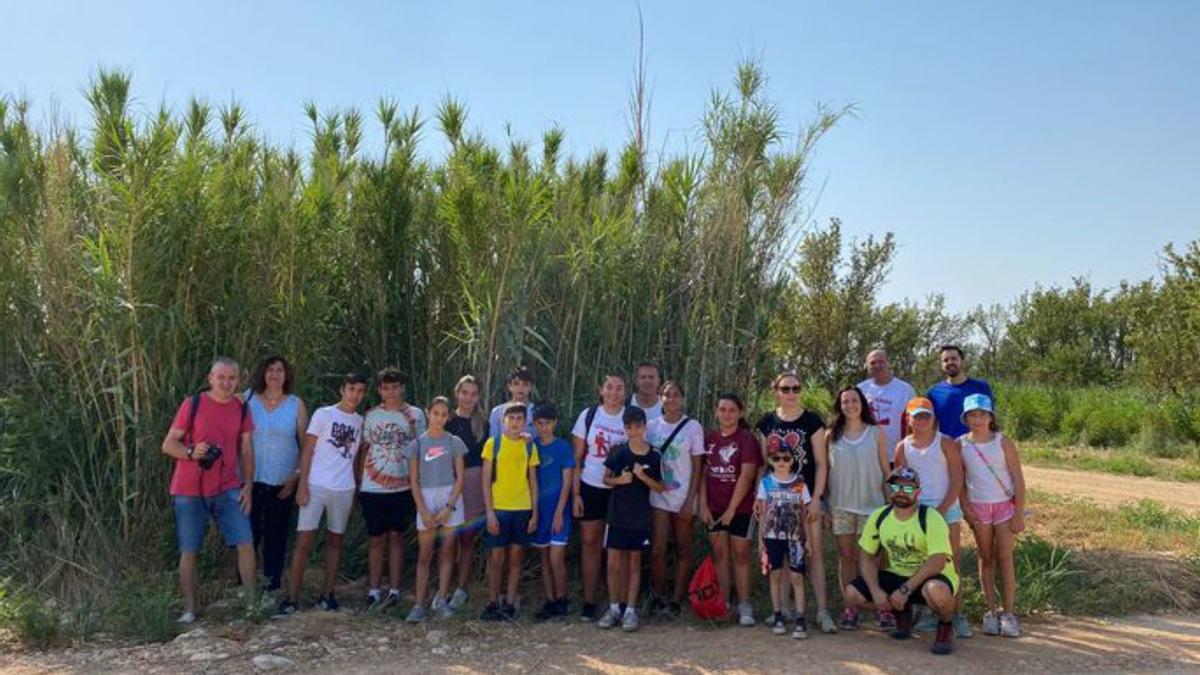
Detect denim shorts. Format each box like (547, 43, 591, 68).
(174, 488, 253, 553)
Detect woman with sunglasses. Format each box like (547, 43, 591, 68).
(893, 396, 969, 638)
(754, 373, 835, 634)
(826, 385, 889, 631)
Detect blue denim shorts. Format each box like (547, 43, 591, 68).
(484, 509, 532, 549)
(174, 488, 253, 553)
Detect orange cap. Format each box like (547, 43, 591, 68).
(906, 397, 934, 416)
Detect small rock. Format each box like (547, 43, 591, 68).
(432, 646, 449, 656)
(425, 630, 447, 645)
(189, 651, 228, 661)
(460, 645, 476, 655)
(174, 628, 208, 642)
(252, 654, 296, 670)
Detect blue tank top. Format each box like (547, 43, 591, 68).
(248, 393, 301, 485)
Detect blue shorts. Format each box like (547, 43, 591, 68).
(531, 497, 571, 547)
(174, 488, 253, 553)
(920, 499, 963, 525)
(484, 509, 532, 549)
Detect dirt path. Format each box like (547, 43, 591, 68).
(2, 611, 1198, 674)
(1024, 464, 1200, 511)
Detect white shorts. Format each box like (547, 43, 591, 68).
(416, 484, 465, 532)
(297, 485, 355, 534)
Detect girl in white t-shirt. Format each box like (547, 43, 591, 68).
(646, 381, 706, 616)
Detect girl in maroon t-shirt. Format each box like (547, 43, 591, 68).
(699, 393, 762, 626)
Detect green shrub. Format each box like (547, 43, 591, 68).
(800, 381, 833, 419)
(996, 383, 1063, 440)
(1060, 389, 1145, 447)
(0, 583, 60, 648)
(104, 576, 179, 643)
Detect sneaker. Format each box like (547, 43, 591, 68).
(448, 587, 469, 610)
(366, 591, 382, 611)
(598, 606, 621, 629)
(406, 604, 428, 623)
(535, 601, 558, 621)
(1000, 612, 1020, 638)
(622, 609, 640, 632)
(792, 617, 809, 639)
(771, 612, 787, 635)
(839, 607, 860, 631)
(316, 594, 339, 612)
(816, 609, 838, 634)
(176, 610, 196, 624)
(500, 603, 518, 621)
(382, 590, 401, 610)
(981, 609, 1001, 636)
(953, 612, 973, 638)
(932, 621, 954, 655)
(878, 610, 897, 633)
(437, 602, 455, 620)
(480, 602, 502, 621)
(555, 598, 570, 617)
(891, 605, 912, 640)
(266, 577, 281, 593)
(581, 603, 597, 622)
(737, 601, 755, 627)
(272, 600, 297, 618)
(913, 606, 938, 633)
(431, 594, 447, 612)
(666, 601, 682, 618)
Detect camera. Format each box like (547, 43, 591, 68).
(199, 444, 223, 471)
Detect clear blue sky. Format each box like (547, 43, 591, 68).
(4, 1, 1197, 311)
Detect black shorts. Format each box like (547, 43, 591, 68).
(579, 482, 611, 522)
(849, 569, 957, 608)
(604, 525, 651, 551)
(763, 538, 806, 574)
(360, 490, 414, 537)
(708, 512, 753, 539)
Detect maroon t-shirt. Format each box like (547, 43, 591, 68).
(704, 427, 762, 515)
(168, 393, 253, 497)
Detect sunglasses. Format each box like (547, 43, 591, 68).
(769, 454, 792, 464)
(776, 385, 802, 394)
(887, 483, 918, 495)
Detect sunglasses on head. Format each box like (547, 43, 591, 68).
(887, 483, 918, 495)
(777, 385, 802, 394)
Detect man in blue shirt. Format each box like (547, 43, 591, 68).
(926, 345, 993, 439)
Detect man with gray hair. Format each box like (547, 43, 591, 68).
(161, 357, 257, 623)
(857, 349, 916, 466)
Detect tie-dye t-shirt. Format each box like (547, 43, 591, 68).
(360, 406, 426, 493)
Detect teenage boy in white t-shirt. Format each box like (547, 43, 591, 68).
(275, 372, 366, 616)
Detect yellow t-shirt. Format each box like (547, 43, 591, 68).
(481, 435, 540, 511)
(858, 504, 959, 592)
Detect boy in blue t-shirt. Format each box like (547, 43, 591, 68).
(531, 402, 575, 619)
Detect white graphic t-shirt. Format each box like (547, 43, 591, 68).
(572, 406, 628, 489)
(306, 405, 364, 491)
(647, 416, 706, 513)
(857, 377, 916, 461)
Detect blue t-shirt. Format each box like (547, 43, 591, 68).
(926, 378, 994, 439)
(535, 437, 575, 507)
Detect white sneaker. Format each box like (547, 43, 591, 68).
(982, 609, 1001, 636)
(598, 607, 620, 629)
(448, 588, 469, 610)
(1000, 612, 1020, 638)
(622, 609, 640, 632)
(431, 594, 447, 611)
(177, 610, 196, 624)
(738, 601, 755, 627)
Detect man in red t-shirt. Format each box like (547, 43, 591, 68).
(160, 357, 257, 624)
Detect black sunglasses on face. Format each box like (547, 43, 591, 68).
(777, 385, 802, 394)
(769, 454, 792, 464)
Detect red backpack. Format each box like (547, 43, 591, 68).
(688, 555, 728, 620)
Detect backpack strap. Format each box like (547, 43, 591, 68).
(918, 504, 928, 534)
(874, 504, 894, 534)
(490, 433, 502, 484)
(186, 392, 203, 446)
(657, 417, 693, 454)
(584, 405, 598, 440)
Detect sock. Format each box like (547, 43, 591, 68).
(387, 588, 400, 597)
(609, 603, 620, 615)
(368, 588, 381, 598)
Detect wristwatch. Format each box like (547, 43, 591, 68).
(898, 584, 911, 596)
(186, 446, 195, 460)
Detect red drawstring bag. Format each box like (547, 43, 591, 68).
(688, 555, 727, 620)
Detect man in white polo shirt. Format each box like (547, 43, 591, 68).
(857, 349, 916, 466)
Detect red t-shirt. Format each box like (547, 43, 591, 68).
(704, 427, 762, 515)
(168, 394, 254, 497)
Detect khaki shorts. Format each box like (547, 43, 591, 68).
(297, 485, 355, 534)
(832, 509, 871, 536)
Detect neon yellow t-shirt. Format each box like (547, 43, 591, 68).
(859, 504, 959, 591)
(481, 435, 540, 511)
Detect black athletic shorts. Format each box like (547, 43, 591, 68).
(360, 490, 414, 537)
(708, 512, 753, 539)
(763, 538, 806, 574)
(579, 482, 612, 522)
(849, 569, 957, 608)
(604, 525, 651, 551)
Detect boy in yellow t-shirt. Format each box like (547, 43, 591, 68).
(479, 402, 540, 620)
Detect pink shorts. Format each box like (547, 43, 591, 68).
(968, 500, 1015, 526)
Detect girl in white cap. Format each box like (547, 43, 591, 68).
(959, 393, 1026, 638)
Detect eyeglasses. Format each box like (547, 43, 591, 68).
(777, 385, 802, 394)
(769, 454, 792, 464)
(887, 483, 918, 495)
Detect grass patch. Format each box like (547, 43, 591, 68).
(1023, 443, 1200, 482)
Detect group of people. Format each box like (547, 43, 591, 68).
(162, 345, 1026, 656)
